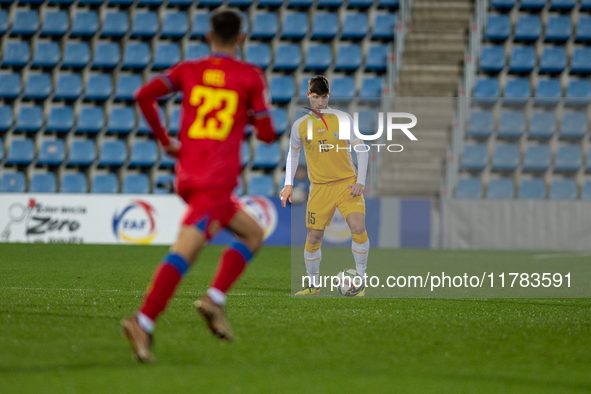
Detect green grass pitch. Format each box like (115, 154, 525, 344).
(1, 244, 590, 393)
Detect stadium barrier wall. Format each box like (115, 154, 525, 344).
(443, 199, 591, 250)
(0, 194, 436, 247)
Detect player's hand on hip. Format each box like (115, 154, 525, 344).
(164, 141, 181, 158)
(348, 183, 364, 197)
(279, 185, 293, 208)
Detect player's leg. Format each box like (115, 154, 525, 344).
(301, 227, 324, 290)
(345, 212, 369, 279)
(196, 208, 264, 341)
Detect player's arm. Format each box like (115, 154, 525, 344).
(249, 69, 277, 144)
(280, 123, 302, 207)
(348, 114, 368, 197)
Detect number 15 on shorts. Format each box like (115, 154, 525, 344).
(307, 211, 315, 225)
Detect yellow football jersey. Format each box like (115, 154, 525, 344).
(289, 112, 362, 184)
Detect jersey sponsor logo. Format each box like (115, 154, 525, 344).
(241, 196, 277, 240)
(112, 200, 158, 244)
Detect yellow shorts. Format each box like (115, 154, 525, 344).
(306, 177, 366, 230)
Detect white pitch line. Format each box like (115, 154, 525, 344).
(533, 251, 591, 260)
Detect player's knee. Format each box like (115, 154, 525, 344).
(307, 233, 323, 245)
(350, 223, 366, 235)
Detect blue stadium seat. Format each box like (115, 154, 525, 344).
(0, 74, 21, 99)
(123, 174, 150, 194)
(466, 110, 494, 139)
(487, 178, 514, 199)
(161, 12, 188, 38)
(330, 77, 355, 100)
(55, 73, 82, 100)
(372, 14, 396, 39)
(101, 12, 128, 37)
(168, 107, 180, 135)
(49, 0, 75, 4)
(234, 176, 244, 196)
(550, 0, 576, 9)
(288, 0, 313, 6)
(523, 145, 551, 172)
(23, 73, 51, 100)
(535, 79, 561, 105)
(514, 15, 541, 41)
(473, 78, 500, 104)
(586, 149, 591, 172)
(85, 74, 112, 101)
(521, 0, 546, 9)
(2, 41, 30, 67)
(365, 45, 388, 71)
(560, 112, 587, 139)
(71, 11, 98, 36)
(0, 173, 26, 193)
(62, 42, 90, 68)
(312, 13, 338, 39)
(0, 10, 7, 35)
(251, 14, 277, 39)
(247, 175, 274, 196)
(550, 179, 577, 199)
(32, 42, 60, 68)
(122, 43, 150, 69)
(539, 47, 566, 73)
(282, 13, 307, 39)
(191, 13, 210, 38)
(0, 106, 12, 131)
(253, 142, 281, 168)
(360, 77, 383, 99)
(138, 0, 163, 5)
(350, 0, 375, 6)
(355, 110, 378, 135)
(270, 108, 287, 135)
(153, 43, 181, 69)
(479, 46, 505, 73)
(570, 47, 591, 74)
(545, 15, 571, 42)
(491, 144, 520, 171)
(107, 107, 135, 134)
(241, 141, 250, 167)
(77, 107, 104, 134)
(461, 144, 488, 171)
(41, 10, 68, 36)
(582, 0, 591, 10)
(455, 178, 483, 198)
(15, 107, 43, 132)
(6, 139, 34, 165)
(29, 173, 56, 193)
(131, 12, 158, 37)
(137, 107, 164, 134)
(98, 141, 126, 167)
(245, 43, 271, 69)
(12, 10, 38, 35)
(154, 174, 175, 194)
(185, 43, 209, 60)
(555, 145, 582, 172)
(93, 42, 120, 69)
(318, 0, 342, 6)
(68, 140, 96, 166)
(37, 140, 66, 166)
(129, 140, 158, 167)
(304, 44, 331, 70)
(91, 173, 118, 193)
(335, 44, 362, 71)
(342, 14, 368, 39)
(529, 111, 556, 139)
(259, 0, 283, 5)
(115, 74, 142, 101)
(490, 0, 516, 10)
(160, 151, 176, 167)
(198, 0, 223, 6)
(575, 16, 591, 42)
(270, 76, 294, 102)
(509, 46, 536, 73)
(504, 78, 530, 105)
(565, 79, 591, 106)
(581, 181, 591, 199)
(498, 110, 525, 139)
(518, 178, 546, 199)
(484, 15, 510, 41)
(228, 0, 253, 6)
(274, 44, 301, 70)
(60, 173, 87, 193)
(46, 107, 73, 134)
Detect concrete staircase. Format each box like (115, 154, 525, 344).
(377, 0, 472, 197)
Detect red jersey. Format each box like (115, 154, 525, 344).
(163, 54, 271, 191)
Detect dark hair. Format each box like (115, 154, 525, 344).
(308, 76, 330, 96)
(210, 9, 242, 45)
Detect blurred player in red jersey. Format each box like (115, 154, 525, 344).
(121, 9, 276, 363)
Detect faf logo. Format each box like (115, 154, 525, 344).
(241, 196, 277, 240)
(112, 200, 158, 244)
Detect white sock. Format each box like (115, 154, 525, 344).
(304, 248, 322, 287)
(207, 287, 227, 306)
(352, 239, 369, 280)
(137, 312, 155, 334)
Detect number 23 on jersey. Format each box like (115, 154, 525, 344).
(188, 85, 238, 141)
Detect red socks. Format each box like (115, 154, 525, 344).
(211, 240, 254, 294)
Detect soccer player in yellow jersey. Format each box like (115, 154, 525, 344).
(280, 76, 369, 296)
